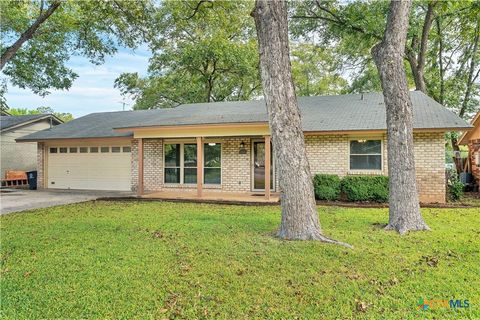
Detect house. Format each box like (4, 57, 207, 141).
(458, 111, 480, 191)
(17, 92, 471, 203)
(1, 114, 62, 178)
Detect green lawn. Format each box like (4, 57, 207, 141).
(1, 201, 479, 319)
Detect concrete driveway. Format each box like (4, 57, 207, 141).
(0, 189, 134, 214)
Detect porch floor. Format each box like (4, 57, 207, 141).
(141, 190, 280, 204)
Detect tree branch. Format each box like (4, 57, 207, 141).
(459, 18, 480, 118)
(291, 1, 382, 41)
(185, 0, 213, 20)
(1, 1, 61, 70)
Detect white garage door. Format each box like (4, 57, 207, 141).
(47, 144, 131, 191)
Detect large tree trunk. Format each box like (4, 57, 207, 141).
(0, 1, 61, 70)
(252, 0, 350, 247)
(372, 0, 430, 235)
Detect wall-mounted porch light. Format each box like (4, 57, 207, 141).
(239, 141, 247, 154)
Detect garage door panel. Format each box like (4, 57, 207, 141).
(47, 146, 132, 191)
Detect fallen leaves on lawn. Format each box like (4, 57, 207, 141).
(355, 299, 371, 312)
(422, 255, 439, 267)
(389, 277, 399, 285)
(346, 273, 361, 280)
(152, 230, 163, 239)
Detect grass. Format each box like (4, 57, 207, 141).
(1, 201, 479, 319)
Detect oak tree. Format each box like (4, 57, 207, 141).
(372, 0, 430, 234)
(252, 0, 350, 246)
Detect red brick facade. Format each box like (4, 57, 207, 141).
(468, 138, 480, 187)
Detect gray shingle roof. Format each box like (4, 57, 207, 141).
(17, 92, 471, 141)
(1, 114, 61, 132)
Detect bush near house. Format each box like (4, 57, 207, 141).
(313, 174, 341, 200)
(448, 178, 465, 201)
(313, 174, 389, 202)
(340, 176, 389, 202)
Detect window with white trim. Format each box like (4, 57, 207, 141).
(349, 139, 382, 170)
(164, 142, 221, 185)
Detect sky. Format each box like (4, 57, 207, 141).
(4, 46, 151, 118)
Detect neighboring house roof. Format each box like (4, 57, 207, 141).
(1, 114, 63, 133)
(17, 91, 471, 141)
(458, 111, 480, 145)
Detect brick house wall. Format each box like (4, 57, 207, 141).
(36, 132, 446, 202)
(413, 132, 446, 203)
(468, 138, 480, 187)
(36, 142, 45, 189)
(305, 134, 389, 176)
(305, 132, 445, 203)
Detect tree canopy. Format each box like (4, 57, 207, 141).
(290, 0, 480, 119)
(1, 0, 153, 96)
(8, 106, 74, 122)
(115, 0, 261, 109)
(115, 0, 350, 109)
(1, 0, 478, 120)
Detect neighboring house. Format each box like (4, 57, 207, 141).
(458, 111, 480, 190)
(1, 114, 62, 178)
(17, 92, 471, 203)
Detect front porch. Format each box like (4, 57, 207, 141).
(134, 131, 275, 200)
(141, 190, 280, 204)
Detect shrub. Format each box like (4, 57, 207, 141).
(447, 174, 464, 201)
(340, 175, 389, 202)
(313, 174, 341, 201)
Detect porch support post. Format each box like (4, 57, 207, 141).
(137, 138, 144, 197)
(264, 135, 271, 200)
(196, 137, 203, 197)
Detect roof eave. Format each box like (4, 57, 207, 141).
(1, 114, 64, 133)
(458, 111, 480, 145)
(16, 134, 133, 143)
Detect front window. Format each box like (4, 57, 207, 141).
(204, 143, 221, 184)
(164, 142, 221, 185)
(183, 144, 197, 184)
(349, 140, 382, 170)
(164, 144, 181, 183)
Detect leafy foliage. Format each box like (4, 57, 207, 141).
(8, 106, 73, 122)
(115, 0, 261, 109)
(289, 0, 480, 118)
(340, 175, 389, 202)
(313, 174, 341, 200)
(291, 44, 348, 96)
(446, 169, 464, 201)
(1, 0, 154, 95)
(115, 0, 351, 109)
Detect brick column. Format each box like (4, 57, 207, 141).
(37, 142, 45, 189)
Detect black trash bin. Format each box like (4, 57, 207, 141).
(26, 171, 38, 190)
